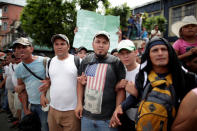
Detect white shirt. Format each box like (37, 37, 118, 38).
(125, 64, 140, 121)
(11, 64, 18, 87)
(49, 55, 78, 111)
(5, 63, 14, 91)
(151, 29, 161, 39)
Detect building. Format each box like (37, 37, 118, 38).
(0, 0, 25, 49)
(133, 0, 197, 42)
(0, 0, 53, 56)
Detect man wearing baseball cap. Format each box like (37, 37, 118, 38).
(40, 34, 80, 131)
(75, 31, 126, 131)
(110, 40, 139, 130)
(76, 46, 88, 59)
(14, 37, 49, 131)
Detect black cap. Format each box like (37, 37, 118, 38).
(77, 46, 88, 53)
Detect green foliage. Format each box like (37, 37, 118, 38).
(20, 0, 111, 48)
(143, 15, 167, 33)
(21, 0, 77, 47)
(77, 0, 110, 11)
(105, 3, 131, 29)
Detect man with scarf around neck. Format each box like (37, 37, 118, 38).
(110, 37, 197, 129)
(75, 31, 126, 131)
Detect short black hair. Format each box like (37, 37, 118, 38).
(111, 48, 118, 55)
(77, 46, 88, 53)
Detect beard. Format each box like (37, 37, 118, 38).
(95, 53, 107, 59)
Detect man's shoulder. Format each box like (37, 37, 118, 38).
(15, 62, 23, 74)
(15, 62, 23, 69)
(37, 55, 49, 62)
(105, 54, 120, 64)
(81, 53, 95, 64)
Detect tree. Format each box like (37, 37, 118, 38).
(143, 15, 167, 33)
(21, 0, 77, 47)
(21, 0, 111, 48)
(77, 0, 110, 11)
(105, 3, 131, 29)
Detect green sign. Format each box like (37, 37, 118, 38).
(73, 10, 120, 52)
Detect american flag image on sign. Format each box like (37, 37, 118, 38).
(85, 64, 108, 92)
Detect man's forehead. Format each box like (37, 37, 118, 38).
(150, 44, 168, 51)
(95, 35, 109, 41)
(53, 38, 68, 44)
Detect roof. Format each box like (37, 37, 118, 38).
(0, 0, 26, 7)
(133, 0, 160, 9)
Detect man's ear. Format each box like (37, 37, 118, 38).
(134, 50, 138, 56)
(68, 44, 70, 50)
(30, 46, 34, 53)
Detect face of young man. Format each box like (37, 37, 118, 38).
(149, 44, 169, 68)
(77, 50, 87, 59)
(118, 49, 137, 67)
(15, 44, 33, 61)
(92, 35, 110, 58)
(53, 38, 70, 60)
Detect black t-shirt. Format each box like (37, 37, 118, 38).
(78, 53, 126, 120)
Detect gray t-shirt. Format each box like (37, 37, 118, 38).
(78, 53, 126, 120)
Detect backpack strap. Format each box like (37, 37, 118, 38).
(74, 56, 80, 70)
(43, 57, 48, 69)
(141, 82, 152, 100)
(46, 58, 52, 78)
(12, 64, 14, 72)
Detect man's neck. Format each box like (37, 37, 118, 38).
(95, 53, 107, 60)
(152, 66, 169, 74)
(126, 62, 139, 71)
(57, 54, 69, 60)
(22, 55, 35, 64)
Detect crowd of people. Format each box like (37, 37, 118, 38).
(122, 13, 161, 43)
(0, 15, 196, 131)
